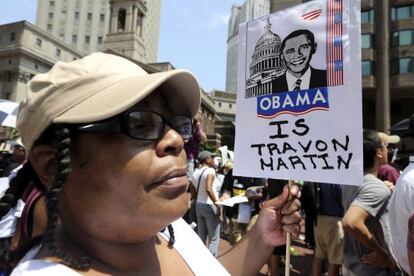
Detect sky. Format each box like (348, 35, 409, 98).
(0, 0, 246, 92)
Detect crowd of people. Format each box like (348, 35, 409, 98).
(0, 52, 413, 276)
(184, 116, 414, 276)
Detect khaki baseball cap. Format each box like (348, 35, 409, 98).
(17, 53, 201, 154)
(377, 132, 400, 144)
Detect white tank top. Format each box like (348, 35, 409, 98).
(11, 218, 230, 276)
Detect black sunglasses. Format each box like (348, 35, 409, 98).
(75, 110, 193, 142)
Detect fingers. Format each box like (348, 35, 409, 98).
(263, 185, 289, 209)
(289, 184, 300, 198)
(281, 198, 301, 216)
(282, 224, 300, 238)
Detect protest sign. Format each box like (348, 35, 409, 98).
(234, 0, 363, 185)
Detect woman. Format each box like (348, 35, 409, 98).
(191, 150, 221, 256)
(0, 53, 301, 275)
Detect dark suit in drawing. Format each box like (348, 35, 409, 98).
(271, 67, 327, 94)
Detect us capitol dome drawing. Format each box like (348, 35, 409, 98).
(245, 17, 285, 98)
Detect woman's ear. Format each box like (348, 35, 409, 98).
(29, 145, 56, 191)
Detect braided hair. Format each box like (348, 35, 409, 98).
(40, 125, 177, 270)
(2, 124, 177, 273)
(40, 126, 90, 270)
(0, 162, 37, 272)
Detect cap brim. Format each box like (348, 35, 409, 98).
(53, 69, 200, 124)
(387, 135, 400, 144)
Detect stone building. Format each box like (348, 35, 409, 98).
(35, 0, 161, 63)
(0, 21, 83, 102)
(103, 0, 147, 61)
(209, 90, 237, 149)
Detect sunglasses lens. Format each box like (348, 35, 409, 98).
(169, 116, 192, 141)
(128, 111, 162, 140)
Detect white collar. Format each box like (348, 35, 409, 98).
(286, 67, 311, 91)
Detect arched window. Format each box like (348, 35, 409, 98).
(118, 8, 126, 31)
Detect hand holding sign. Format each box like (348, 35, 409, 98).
(254, 184, 301, 246)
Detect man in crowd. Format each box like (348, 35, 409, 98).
(272, 29, 327, 93)
(389, 114, 414, 274)
(377, 132, 400, 185)
(342, 129, 396, 275)
(312, 182, 344, 276)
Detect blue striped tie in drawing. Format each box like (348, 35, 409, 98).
(293, 79, 302, 91)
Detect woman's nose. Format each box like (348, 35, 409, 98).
(155, 126, 184, 157)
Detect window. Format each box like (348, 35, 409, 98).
(361, 10, 374, 23)
(391, 5, 414, 20)
(6, 71, 12, 82)
(229, 103, 233, 108)
(118, 8, 126, 31)
(392, 30, 414, 47)
(391, 58, 414, 75)
(72, 34, 77, 44)
(218, 102, 222, 108)
(56, 48, 61, 57)
(49, 12, 54, 19)
(87, 13, 92, 21)
(47, 24, 53, 31)
(361, 33, 373, 48)
(362, 60, 374, 76)
(36, 38, 42, 47)
(74, 11, 79, 20)
(98, 36, 103, 44)
(100, 14, 105, 22)
(50, 1, 55, 7)
(85, 35, 90, 44)
(10, 32, 15, 41)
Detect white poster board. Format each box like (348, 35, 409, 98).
(234, 0, 363, 185)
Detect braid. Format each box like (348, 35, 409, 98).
(43, 126, 90, 270)
(0, 162, 36, 273)
(167, 224, 175, 247)
(0, 238, 11, 273)
(0, 162, 35, 218)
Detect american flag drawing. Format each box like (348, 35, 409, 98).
(301, 8, 323, 20)
(327, 0, 344, 86)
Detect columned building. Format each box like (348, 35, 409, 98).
(0, 21, 83, 102)
(104, 0, 147, 61)
(35, 0, 162, 63)
(36, 0, 110, 54)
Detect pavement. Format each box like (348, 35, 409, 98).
(217, 236, 314, 275)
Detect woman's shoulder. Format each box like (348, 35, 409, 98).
(11, 259, 80, 275)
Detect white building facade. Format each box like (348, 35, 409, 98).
(225, 0, 270, 93)
(0, 21, 83, 102)
(36, 0, 161, 63)
(36, 0, 110, 54)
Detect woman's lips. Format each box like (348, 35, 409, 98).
(150, 170, 188, 199)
